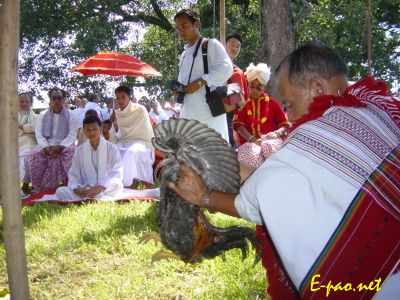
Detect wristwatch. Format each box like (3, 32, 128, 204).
(202, 190, 211, 208)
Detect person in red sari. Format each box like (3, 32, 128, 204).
(232, 63, 289, 167)
(225, 34, 249, 147)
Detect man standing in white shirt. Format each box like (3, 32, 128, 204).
(174, 9, 233, 141)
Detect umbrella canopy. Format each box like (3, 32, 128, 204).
(71, 51, 161, 77)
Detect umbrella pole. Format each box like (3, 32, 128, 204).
(0, 0, 30, 298)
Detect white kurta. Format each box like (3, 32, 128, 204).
(101, 107, 113, 121)
(84, 102, 103, 120)
(56, 137, 123, 200)
(19, 109, 37, 151)
(19, 109, 37, 181)
(149, 110, 170, 124)
(72, 107, 86, 127)
(35, 110, 79, 148)
(234, 106, 400, 295)
(178, 38, 233, 141)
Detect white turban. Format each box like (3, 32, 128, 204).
(245, 63, 271, 85)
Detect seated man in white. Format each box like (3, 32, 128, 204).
(56, 115, 123, 200)
(29, 87, 79, 192)
(18, 92, 37, 195)
(110, 85, 155, 189)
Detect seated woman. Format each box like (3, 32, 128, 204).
(56, 116, 123, 200)
(110, 85, 154, 189)
(232, 63, 290, 168)
(29, 87, 79, 192)
(19, 92, 37, 195)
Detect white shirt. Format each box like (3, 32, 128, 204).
(35, 110, 79, 148)
(149, 110, 170, 123)
(68, 139, 123, 191)
(178, 38, 233, 140)
(85, 102, 103, 120)
(101, 107, 113, 121)
(234, 106, 400, 289)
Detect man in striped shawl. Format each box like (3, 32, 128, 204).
(169, 42, 400, 299)
(29, 88, 79, 192)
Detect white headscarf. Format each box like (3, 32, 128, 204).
(245, 63, 271, 85)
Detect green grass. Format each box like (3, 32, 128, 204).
(0, 201, 267, 299)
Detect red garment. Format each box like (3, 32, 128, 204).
(232, 93, 289, 144)
(291, 76, 400, 132)
(230, 64, 249, 101)
(257, 77, 400, 299)
(149, 114, 156, 127)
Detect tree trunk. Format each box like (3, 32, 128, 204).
(0, 0, 30, 299)
(260, 0, 295, 100)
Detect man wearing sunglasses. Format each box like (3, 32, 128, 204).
(28, 87, 79, 192)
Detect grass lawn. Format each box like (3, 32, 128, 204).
(0, 201, 267, 299)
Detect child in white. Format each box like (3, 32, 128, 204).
(56, 115, 123, 200)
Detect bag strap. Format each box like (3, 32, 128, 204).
(202, 39, 232, 94)
(187, 37, 203, 86)
(180, 37, 203, 106)
(201, 38, 211, 97)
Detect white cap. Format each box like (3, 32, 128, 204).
(245, 63, 271, 85)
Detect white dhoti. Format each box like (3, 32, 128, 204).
(116, 140, 154, 186)
(55, 137, 124, 200)
(18, 124, 37, 182)
(55, 183, 123, 200)
(19, 148, 33, 182)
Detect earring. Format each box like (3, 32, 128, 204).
(337, 90, 341, 96)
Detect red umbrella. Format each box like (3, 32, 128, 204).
(71, 51, 161, 77)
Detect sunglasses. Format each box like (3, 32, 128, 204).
(51, 96, 64, 101)
(248, 84, 265, 92)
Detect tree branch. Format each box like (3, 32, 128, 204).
(150, 0, 173, 31)
(292, 0, 312, 31)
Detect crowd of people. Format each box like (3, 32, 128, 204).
(16, 7, 399, 299)
(18, 86, 180, 199)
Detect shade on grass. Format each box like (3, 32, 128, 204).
(0, 201, 267, 299)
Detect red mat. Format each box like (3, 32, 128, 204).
(22, 189, 158, 206)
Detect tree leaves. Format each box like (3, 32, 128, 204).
(18, 0, 400, 100)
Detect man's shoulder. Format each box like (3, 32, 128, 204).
(202, 37, 224, 49)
